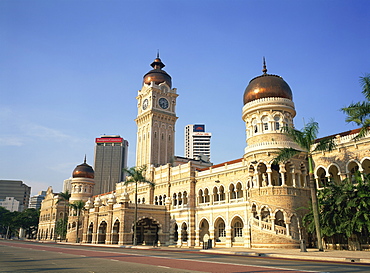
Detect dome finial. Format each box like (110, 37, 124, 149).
(157, 49, 160, 59)
(84, 154, 87, 164)
(262, 57, 268, 74)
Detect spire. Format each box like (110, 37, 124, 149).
(84, 155, 87, 164)
(262, 57, 268, 74)
(150, 53, 165, 69)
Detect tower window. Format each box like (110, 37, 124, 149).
(262, 116, 269, 131)
(274, 116, 281, 131)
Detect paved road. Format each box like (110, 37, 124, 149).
(1, 241, 369, 272)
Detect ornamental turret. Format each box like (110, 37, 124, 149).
(70, 156, 95, 203)
(242, 58, 299, 156)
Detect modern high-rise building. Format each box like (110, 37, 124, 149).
(93, 135, 129, 195)
(0, 180, 31, 211)
(29, 190, 47, 210)
(185, 124, 212, 161)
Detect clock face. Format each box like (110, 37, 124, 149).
(142, 99, 148, 110)
(158, 98, 169, 109)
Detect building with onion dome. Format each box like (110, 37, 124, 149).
(38, 56, 370, 249)
(37, 158, 95, 241)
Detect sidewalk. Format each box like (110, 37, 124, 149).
(199, 247, 370, 264)
(58, 241, 370, 264)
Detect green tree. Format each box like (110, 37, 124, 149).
(303, 173, 370, 250)
(341, 74, 370, 140)
(0, 207, 20, 239)
(56, 190, 71, 240)
(123, 165, 154, 245)
(68, 200, 85, 243)
(274, 119, 336, 251)
(15, 208, 40, 239)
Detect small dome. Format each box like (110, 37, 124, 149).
(72, 158, 94, 179)
(143, 56, 172, 88)
(243, 60, 293, 104)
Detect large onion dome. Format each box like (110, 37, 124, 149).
(72, 157, 94, 179)
(143, 54, 172, 88)
(243, 58, 293, 104)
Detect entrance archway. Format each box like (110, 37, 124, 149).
(98, 221, 107, 244)
(199, 219, 209, 242)
(87, 223, 93, 243)
(173, 223, 178, 243)
(135, 218, 159, 246)
(181, 222, 188, 243)
(112, 220, 119, 244)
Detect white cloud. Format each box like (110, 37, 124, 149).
(0, 137, 24, 146)
(21, 123, 72, 142)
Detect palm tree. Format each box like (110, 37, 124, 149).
(69, 200, 85, 243)
(274, 119, 336, 251)
(123, 165, 154, 245)
(56, 190, 71, 240)
(341, 74, 370, 140)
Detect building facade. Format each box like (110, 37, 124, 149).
(185, 124, 212, 161)
(94, 135, 129, 195)
(0, 180, 31, 211)
(37, 187, 66, 240)
(39, 56, 370, 249)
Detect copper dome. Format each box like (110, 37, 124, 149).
(143, 56, 172, 88)
(72, 158, 94, 179)
(243, 61, 292, 104)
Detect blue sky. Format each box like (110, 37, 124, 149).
(1, 0, 369, 195)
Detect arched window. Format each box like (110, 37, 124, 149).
(229, 184, 236, 200)
(183, 191, 188, 205)
(218, 221, 226, 237)
(275, 211, 285, 227)
(274, 116, 280, 131)
(213, 187, 219, 202)
(236, 182, 243, 198)
(178, 192, 182, 205)
(204, 188, 210, 203)
(219, 186, 225, 201)
(173, 193, 177, 206)
(233, 221, 243, 237)
(262, 116, 269, 131)
(199, 189, 204, 204)
(252, 119, 258, 133)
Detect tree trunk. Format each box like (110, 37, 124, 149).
(134, 182, 138, 246)
(308, 156, 323, 251)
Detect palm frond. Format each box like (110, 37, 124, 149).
(303, 120, 319, 140)
(123, 165, 154, 186)
(281, 120, 318, 151)
(360, 74, 370, 100)
(273, 147, 301, 164)
(353, 125, 370, 141)
(313, 136, 337, 153)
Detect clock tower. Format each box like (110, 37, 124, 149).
(135, 55, 178, 167)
